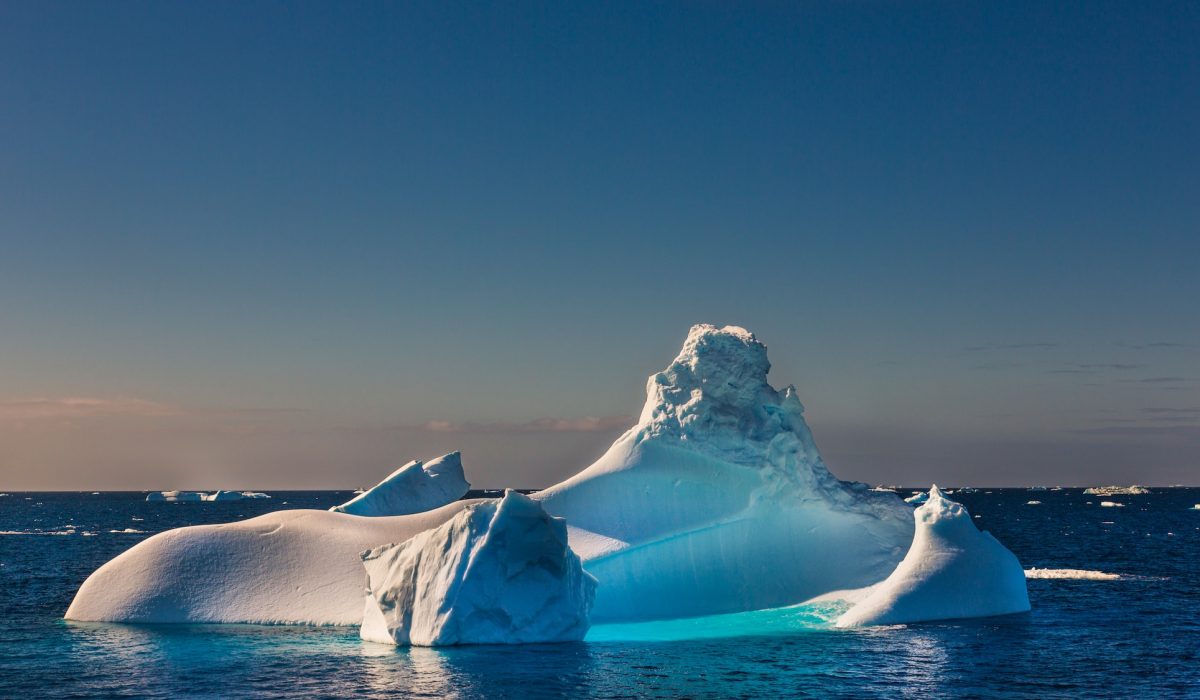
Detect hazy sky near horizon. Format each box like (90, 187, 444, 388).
(2, 1, 1198, 489)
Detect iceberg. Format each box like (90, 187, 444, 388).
(207, 491, 271, 502)
(1024, 568, 1121, 580)
(360, 491, 595, 646)
(836, 486, 1029, 627)
(65, 502, 481, 624)
(146, 491, 206, 502)
(69, 324, 1017, 632)
(1084, 485, 1150, 496)
(331, 452, 469, 516)
(535, 324, 913, 622)
(1100, 501, 1125, 508)
(904, 492, 929, 505)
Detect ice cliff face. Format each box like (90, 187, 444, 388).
(837, 486, 1030, 627)
(331, 452, 470, 517)
(536, 324, 914, 621)
(360, 491, 595, 646)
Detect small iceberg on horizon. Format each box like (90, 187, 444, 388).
(1084, 485, 1150, 496)
(147, 490, 270, 502)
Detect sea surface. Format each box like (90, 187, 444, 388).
(1, 488, 1197, 699)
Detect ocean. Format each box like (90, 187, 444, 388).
(1, 488, 1197, 698)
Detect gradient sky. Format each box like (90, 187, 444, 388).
(2, 1, 1198, 489)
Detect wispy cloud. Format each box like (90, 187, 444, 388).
(965, 342, 1058, 352)
(411, 416, 634, 434)
(0, 397, 181, 421)
(1120, 341, 1192, 350)
(1121, 377, 1196, 384)
(1067, 424, 1200, 438)
(1143, 407, 1200, 414)
(0, 397, 305, 423)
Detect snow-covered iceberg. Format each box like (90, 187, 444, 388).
(535, 324, 913, 622)
(836, 486, 1029, 627)
(360, 490, 595, 646)
(1083, 485, 1150, 496)
(331, 452, 469, 516)
(68, 324, 978, 630)
(146, 490, 207, 502)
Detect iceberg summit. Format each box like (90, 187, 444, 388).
(66, 324, 1029, 641)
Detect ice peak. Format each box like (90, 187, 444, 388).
(625, 324, 851, 500)
(917, 484, 969, 526)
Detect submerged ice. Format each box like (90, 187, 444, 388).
(67, 324, 1029, 637)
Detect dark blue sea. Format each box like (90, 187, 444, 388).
(2, 488, 1197, 699)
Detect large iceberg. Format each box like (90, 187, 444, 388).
(535, 324, 913, 621)
(331, 452, 470, 516)
(360, 490, 595, 646)
(836, 486, 1030, 627)
(68, 324, 977, 631)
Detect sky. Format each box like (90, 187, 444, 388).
(1, 1, 1197, 489)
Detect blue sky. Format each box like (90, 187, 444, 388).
(1, 1, 1197, 488)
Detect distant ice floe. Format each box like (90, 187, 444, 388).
(1024, 568, 1121, 580)
(1026, 501, 1042, 505)
(108, 528, 146, 534)
(904, 492, 929, 505)
(146, 491, 271, 502)
(1100, 501, 1125, 508)
(1084, 485, 1150, 496)
(1, 528, 78, 536)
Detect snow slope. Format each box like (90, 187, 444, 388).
(535, 324, 913, 622)
(65, 501, 481, 624)
(836, 486, 1029, 627)
(360, 491, 595, 645)
(331, 452, 470, 516)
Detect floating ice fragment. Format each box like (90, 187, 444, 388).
(1084, 485, 1150, 496)
(1025, 568, 1120, 580)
